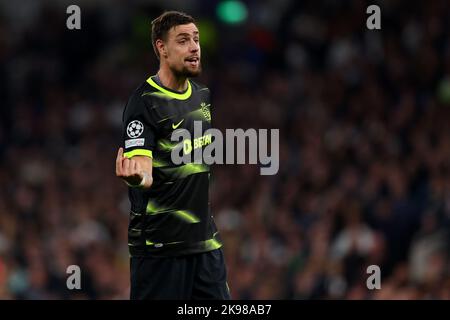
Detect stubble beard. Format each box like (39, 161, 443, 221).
(171, 62, 202, 78)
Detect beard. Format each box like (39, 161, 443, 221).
(171, 62, 202, 78)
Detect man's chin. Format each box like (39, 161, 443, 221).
(188, 70, 201, 77)
(174, 66, 202, 78)
(184, 67, 202, 78)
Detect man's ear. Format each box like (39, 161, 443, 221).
(156, 39, 167, 58)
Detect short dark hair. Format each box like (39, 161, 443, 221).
(151, 11, 195, 60)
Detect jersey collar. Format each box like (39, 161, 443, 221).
(146, 76, 192, 100)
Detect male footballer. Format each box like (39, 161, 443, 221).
(115, 11, 230, 300)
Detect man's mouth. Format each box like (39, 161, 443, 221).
(185, 57, 199, 67)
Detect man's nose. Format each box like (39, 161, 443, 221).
(189, 40, 199, 52)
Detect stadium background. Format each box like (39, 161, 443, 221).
(0, 0, 449, 299)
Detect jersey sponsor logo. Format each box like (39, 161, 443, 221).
(172, 119, 184, 130)
(183, 134, 212, 155)
(125, 138, 145, 149)
(127, 120, 144, 138)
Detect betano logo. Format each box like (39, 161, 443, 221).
(183, 134, 212, 155)
(171, 121, 279, 175)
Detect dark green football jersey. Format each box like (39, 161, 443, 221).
(122, 75, 222, 257)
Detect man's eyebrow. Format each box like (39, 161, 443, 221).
(176, 31, 199, 37)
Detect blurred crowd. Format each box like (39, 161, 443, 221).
(0, 0, 449, 299)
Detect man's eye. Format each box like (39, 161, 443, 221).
(178, 39, 187, 44)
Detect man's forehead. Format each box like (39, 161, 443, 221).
(170, 23, 199, 37)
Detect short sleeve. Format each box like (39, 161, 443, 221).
(122, 93, 156, 158)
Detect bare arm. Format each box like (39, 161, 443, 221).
(115, 147, 153, 188)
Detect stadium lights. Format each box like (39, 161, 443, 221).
(216, 0, 248, 25)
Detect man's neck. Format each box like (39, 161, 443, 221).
(157, 66, 188, 92)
